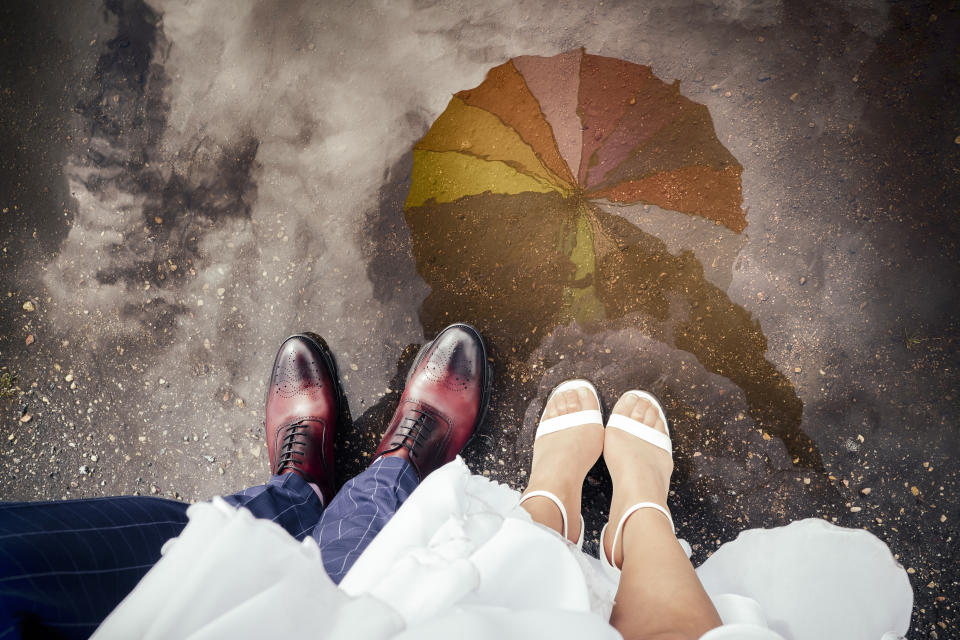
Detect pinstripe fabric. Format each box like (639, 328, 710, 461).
(220, 472, 324, 540)
(0, 457, 417, 639)
(0, 495, 189, 640)
(313, 456, 420, 584)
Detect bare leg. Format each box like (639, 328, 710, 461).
(521, 386, 604, 543)
(604, 394, 722, 640)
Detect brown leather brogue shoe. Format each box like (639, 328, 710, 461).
(265, 333, 342, 504)
(374, 323, 492, 479)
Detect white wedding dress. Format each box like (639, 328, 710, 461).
(93, 458, 912, 640)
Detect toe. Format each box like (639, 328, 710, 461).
(574, 386, 600, 412)
(544, 390, 565, 419)
(610, 392, 639, 419)
(544, 383, 599, 420)
(630, 399, 665, 434)
(612, 392, 666, 435)
(635, 397, 666, 434)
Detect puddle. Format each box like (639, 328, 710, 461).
(395, 50, 819, 475)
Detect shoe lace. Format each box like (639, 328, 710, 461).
(277, 420, 312, 473)
(393, 409, 435, 459)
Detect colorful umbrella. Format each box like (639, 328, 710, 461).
(406, 49, 745, 324)
(402, 51, 819, 470)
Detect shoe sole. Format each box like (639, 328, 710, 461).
(404, 322, 494, 454)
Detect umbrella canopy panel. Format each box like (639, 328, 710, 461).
(407, 49, 746, 232)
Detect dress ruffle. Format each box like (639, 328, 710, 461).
(93, 458, 912, 639)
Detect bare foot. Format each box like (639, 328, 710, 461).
(521, 384, 604, 543)
(603, 391, 674, 567)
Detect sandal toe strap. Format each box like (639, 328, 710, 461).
(605, 413, 672, 454)
(536, 409, 604, 439)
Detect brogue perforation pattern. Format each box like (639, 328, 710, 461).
(273, 350, 324, 399)
(423, 342, 474, 392)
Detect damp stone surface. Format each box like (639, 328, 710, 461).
(0, 1, 957, 635)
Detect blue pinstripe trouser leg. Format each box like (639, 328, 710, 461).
(0, 456, 418, 639)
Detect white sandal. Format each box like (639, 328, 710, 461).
(600, 390, 677, 581)
(519, 379, 603, 550)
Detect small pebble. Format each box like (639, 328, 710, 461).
(789, 92, 799, 101)
(910, 486, 920, 496)
(203, 455, 215, 463)
(25, 334, 34, 346)
(79, 465, 89, 475)
(757, 72, 771, 82)
(799, 276, 807, 285)
(150, 485, 159, 494)
(19, 414, 31, 423)
(850, 506, 862, 512)
(90, 455, 98, 463)
(22, 301, 35, 312)
(710, 84, 720, 92)
(861, 487, 872, 495)
(65, 374, 74, 383)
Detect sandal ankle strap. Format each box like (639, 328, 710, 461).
(519, 490, 585, 549)
(602, 502, 675, 577)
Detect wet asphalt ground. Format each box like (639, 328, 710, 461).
(1, 1, 958, 636)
